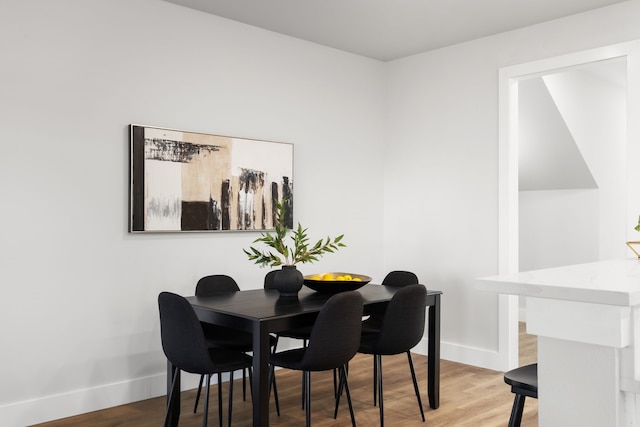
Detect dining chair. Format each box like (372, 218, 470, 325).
(265, 270, 339, 409)
(158, 291, 252, 427)
(194, 275, 278, 413)
(265, 270, 315, 408)
(361, 270, 419, 334)
(269, 291, 363, 427)
(358, 284, 427, 427)
(503, 363, 538, 427)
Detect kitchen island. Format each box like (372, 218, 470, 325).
(479, 259, 640, 426)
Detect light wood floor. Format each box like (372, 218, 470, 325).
(32, 324, 537, 427)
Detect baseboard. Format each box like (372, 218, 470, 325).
(5, 337, 501, 426)
(1, 369, 216, 427)
(3, 339, 304, 427)
(412, 337, 504, 372)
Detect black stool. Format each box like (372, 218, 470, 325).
(503, 363, 538, 427)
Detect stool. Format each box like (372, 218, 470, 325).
(503, 363, 538, 427)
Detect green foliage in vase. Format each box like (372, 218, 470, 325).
(635, 215, 640, 233)
(243, 198, 345, 267)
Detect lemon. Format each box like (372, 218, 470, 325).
(310, 274, 322, 281)
(321, 273, 335, 281)
(336, 276, 345, 281)
(343, 274, 352, 281)
(353, 277, 361, 282)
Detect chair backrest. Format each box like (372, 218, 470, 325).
(158, 292, 215, 374)
(374, 284, 427, 355)
(300, 291, 363, 371)
(195, 274, 240, 296)
(264, 270, 279, 290)
(382, 270, 419, 287)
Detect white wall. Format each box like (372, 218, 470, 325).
(0, 1, 386, 425)
(520, 189, 600, 270)
(5, 0, 640, 424)
(385, 0, 640, 369)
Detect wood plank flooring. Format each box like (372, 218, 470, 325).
(32, 324, 537, 426)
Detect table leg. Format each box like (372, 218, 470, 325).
(427, 294, 441, 409)
(252, 321, 271, 426)
(165, 360, 180, 427)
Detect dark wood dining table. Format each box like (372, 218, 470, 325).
(165, 284, 442, 427)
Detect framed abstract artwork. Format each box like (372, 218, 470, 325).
(129, 124, 293, 232)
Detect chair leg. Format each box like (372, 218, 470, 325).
(217, 373, 223, 427)
(373, 355, 377, 406)
(343, 364, 357, 427)
(301, 371, 306, 410)
(242, 368, 246, 401)
(333, 362, 349, 399)
(304, 371, 312, 427)
(268, 335, 281, 415)
(302, 339, 308, 410)
(228, 371, 234, 427)
(203, 374, 211, 427)
(508, 394, 526, 427)
(269, 365, 281, 416)
(407, 351, 425, 422)
(334, 366, 345, 417)
(334, 364, 356, 427)
(376, 354, 384, 427)
(194, 374, 204, 413)
(164, 368, 180, 427)
(335, 363, 348, 399)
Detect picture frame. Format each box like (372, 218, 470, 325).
(129, 124, 293, 232)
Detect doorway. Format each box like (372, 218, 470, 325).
(497, 41, 640, 370)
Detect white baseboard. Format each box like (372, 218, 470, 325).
(1, 368, 233, 427)
(412, 337, 504, 372)
(1, 373, 165, 427)
(3, 337, 501, 426)
(2, 339, 304, 427)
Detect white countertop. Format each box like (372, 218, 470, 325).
(478, 258, 640, 306)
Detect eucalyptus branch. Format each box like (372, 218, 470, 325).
(243, 197, 345, 268)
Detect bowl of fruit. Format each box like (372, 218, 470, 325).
(303, 272, 372, 294)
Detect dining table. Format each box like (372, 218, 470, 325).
(165, 283, 442, 427)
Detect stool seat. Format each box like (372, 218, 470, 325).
(504, 363, 538, 396)
(503, 363, 538, 427)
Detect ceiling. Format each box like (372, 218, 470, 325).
(162, 0, 628, 61)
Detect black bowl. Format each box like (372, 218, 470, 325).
(303, 273, 371, 294)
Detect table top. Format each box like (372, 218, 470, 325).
(477, 258, 640, 306)
(187, 283, 441, 323)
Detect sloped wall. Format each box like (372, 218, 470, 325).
(519, 60, 627, 272)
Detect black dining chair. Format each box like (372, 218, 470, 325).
(194, 275, 278, 413)
(265, 270, 316, 408)
(504, 363, 538, 427)
(158, 291, 252, 427)
(361, 270, 419, 334)
(265, 270, 340, 408)
(358, 284, 427, 427)
(269, 291, 363, 427)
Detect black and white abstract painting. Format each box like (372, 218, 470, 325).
(130, 125, 293, 232)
